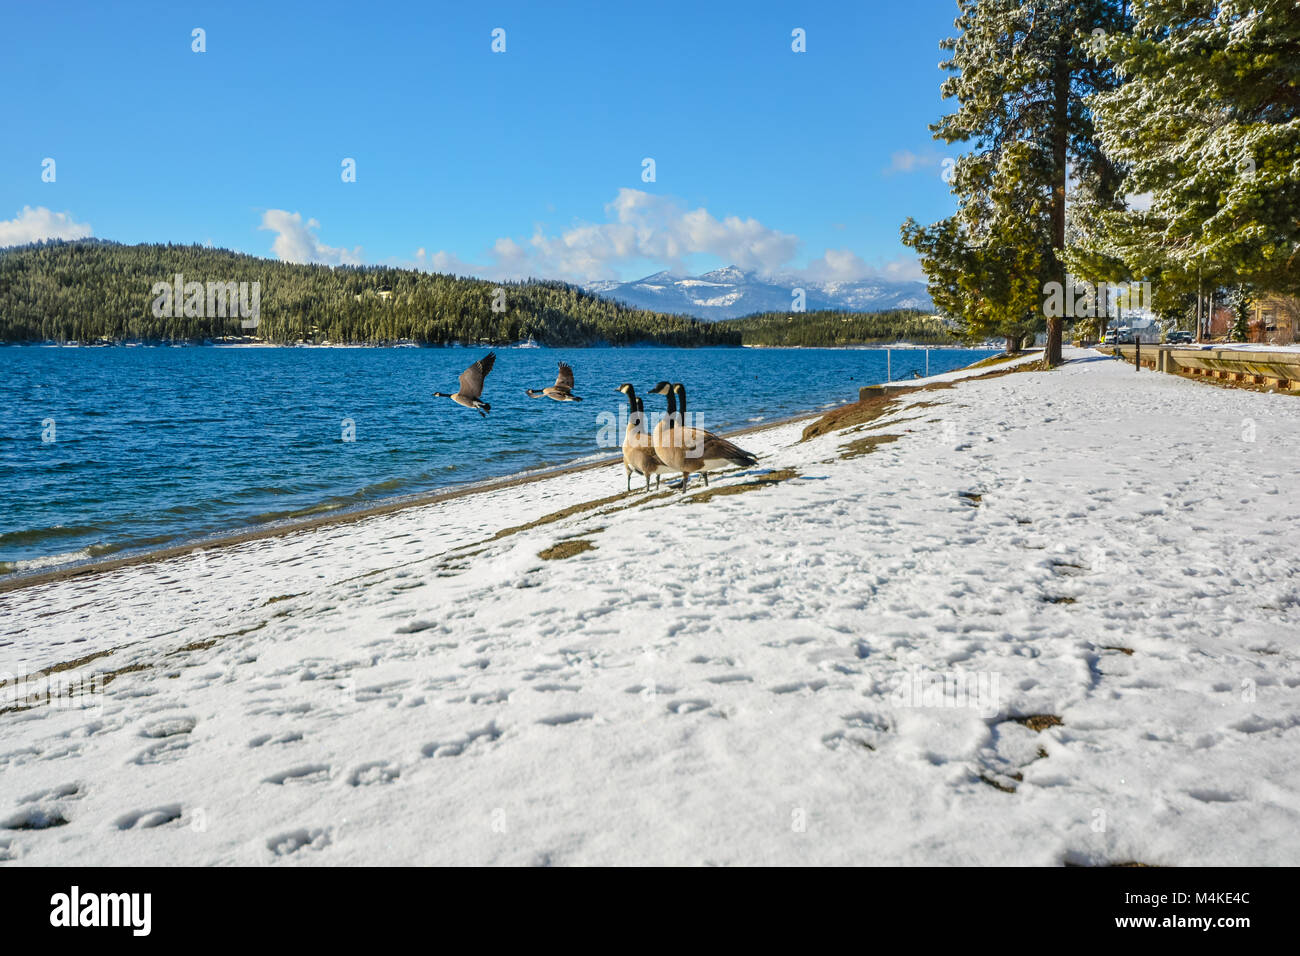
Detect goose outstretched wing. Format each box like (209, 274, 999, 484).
(554, 362, 575, 392)
(459, 352, 496, 400)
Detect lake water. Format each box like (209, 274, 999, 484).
(0, 345, 995, 575)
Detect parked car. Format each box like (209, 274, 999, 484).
(1166, 330, 1193, 344)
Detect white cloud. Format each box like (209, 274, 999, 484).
(420, 189, 800, 283)
(800, 248, 925, 283)
(259, 210, 362, 265)
(886, 149, 945, 175)
(0, 206, 92, 247)
(408, 190, 919, 287)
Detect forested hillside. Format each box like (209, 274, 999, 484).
(718, 309, 955, 346)
(0, 240, 952, 347)
(0, 241, 738, 347)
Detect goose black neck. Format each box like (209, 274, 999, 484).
(623, 387, 638, 413)
(663, 389, 677, 423)
(676, 386, 687, 418)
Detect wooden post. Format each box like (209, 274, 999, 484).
(1135, 339, 1141, 371)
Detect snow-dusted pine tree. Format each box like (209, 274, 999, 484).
(903, 0, 1129, 366)
(1088, 0, 1300, 298)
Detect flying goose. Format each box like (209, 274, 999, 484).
(526, 362, 583, 402)
(616, 384, 664, 492)
(649, 381, 758, 491)
(432, 352, 495, 416)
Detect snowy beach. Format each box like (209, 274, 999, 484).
(2, 348, 1298, 866)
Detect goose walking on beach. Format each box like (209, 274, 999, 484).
(616, 384, 663, 492)
(526, 362, 583, 402)
(432, 352, 496, 416)
(649, 381, 758, 491)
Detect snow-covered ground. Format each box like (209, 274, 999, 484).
(2, 348, 1297, 866)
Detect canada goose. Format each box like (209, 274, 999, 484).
(649, 381, 758, 491)
(432, 352, 495, 416)
(616, 384, 663, 492)
(526, 362, 583, 402)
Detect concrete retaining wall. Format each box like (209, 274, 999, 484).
(1103, 345, 1300, 392)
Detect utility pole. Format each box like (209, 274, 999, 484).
(1195, 273, 1203, 343)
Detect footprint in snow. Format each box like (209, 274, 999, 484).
(667, 699, 711, 715)
(267, 827, 332, 857)
(536, 712, 593, 726)
(2, 805, 69, 830)
(248, 731, 304, 748)
(139, 715, 197, 739)
(770, 680, 829, 695)
(263, 764, 332, 785)
(625, 683, 677, 696)
(114, 804, 183, 830)
(422, 723, 501, 757)
(132, 738, 191, 766)
(347, 761, 400, 786)
(19, 782, 81, 803)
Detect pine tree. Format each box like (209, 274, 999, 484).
(904, 0, 1129, 365)
(1228, 284, 1255, 342)
(1087, 0, 1300, 298)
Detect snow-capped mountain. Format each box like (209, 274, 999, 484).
(585, 266, 932, 321)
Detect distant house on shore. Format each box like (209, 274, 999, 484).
(1205, 303, 1239, 339)
(1252, 295, 1299, 344)
(353, 289, 396, 303)
(1206, 294, 1299, 344)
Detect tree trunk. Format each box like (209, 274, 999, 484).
(1046, 38, 1071, 368)
(1006, 335, 1022, 355)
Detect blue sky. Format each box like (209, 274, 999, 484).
(1, 0, 962, 284)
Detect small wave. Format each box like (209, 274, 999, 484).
(0, 524, 102, 547)
(0, 548, 96, 576)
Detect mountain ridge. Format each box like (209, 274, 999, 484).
(586, 265, 932, 321)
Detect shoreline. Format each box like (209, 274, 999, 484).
(3, 340, 981, 349)
(0, 348, 1006, 596)
(0, 405, 836, 596)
